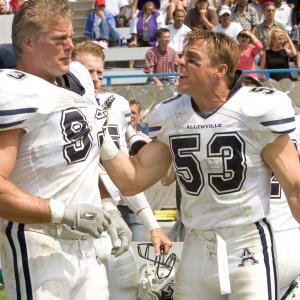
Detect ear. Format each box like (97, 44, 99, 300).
(22, 36, 34, 54)
(215, 64, 228, 80)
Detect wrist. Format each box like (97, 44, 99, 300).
(138, 207, 160, 230)
(49, 199, 65, 223)
(102, 198, 117, 211)
(100, 131, 120, 161)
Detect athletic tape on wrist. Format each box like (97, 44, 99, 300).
(100, 131, 120, 161)
(49, 199, 65, 223)
(102, 198, 117, 211)
(138, 207, 160, 230)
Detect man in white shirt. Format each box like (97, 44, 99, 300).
(166, 8, 191, 53)
(212, 6, 243, 40)
(105, 0, 129, 17)
(275, 0, 292, 33)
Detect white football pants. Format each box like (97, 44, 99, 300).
(0, 222, 109, 300)
(174, 219, 278, 300)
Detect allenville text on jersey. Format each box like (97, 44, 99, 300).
(187, 123, 222, 129)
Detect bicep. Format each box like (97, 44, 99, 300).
(262, 134, 300, 198)
(0, 129, 24, 178)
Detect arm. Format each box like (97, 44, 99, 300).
(262, 134, 300, 223)
(259, 50, 266, 80)
(0, 129, 51, 224)
(284, 33, 298, 57)
(161, 164, 176, 186)
(101, 138, 172, 196)
(200, 8, 217, 31)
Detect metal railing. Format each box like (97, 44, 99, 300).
(103, 69, 300, 86)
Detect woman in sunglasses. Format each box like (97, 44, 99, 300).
(236, 30, 263, 78)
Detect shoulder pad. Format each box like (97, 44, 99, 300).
(242, 87, 295, 134)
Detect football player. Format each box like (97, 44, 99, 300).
(100, 30, 300, 299)
(0, 1, 117, 299)
(71, 40, 172, 300)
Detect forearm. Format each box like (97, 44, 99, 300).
(201, 15, 214, 31)
(0, 176, 51, 224)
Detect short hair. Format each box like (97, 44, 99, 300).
(262, 1, 275, 10)
(184, 30, 239, 87)
(129, 98, 142, 113)
(72, 41, 105, 61)
(156, 28, 170, 39)
(173, 8, 186, 18)
(12, 0, 72, 59)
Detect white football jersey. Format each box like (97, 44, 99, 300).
(0, 69, 106, 216)
(148, 86, 296, 229)
(97, 92, 151, 213)
(268, 114, 300, 232)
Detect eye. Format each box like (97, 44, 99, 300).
(187, 57, 200, 66)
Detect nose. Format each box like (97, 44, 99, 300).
(65, 37, 74, 51)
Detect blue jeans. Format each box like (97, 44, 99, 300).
(117, 205, 146, 241)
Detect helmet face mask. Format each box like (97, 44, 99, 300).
(137, 243, 177, 300)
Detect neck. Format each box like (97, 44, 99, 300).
(16, 60, 56, 84)
(192, 81, 230, 112)
(239, 44, 247, 51)
(265, 19, 274, 26)
(158, 44, 168, 52)
(238, 5, 247, 12)
(174, 23, 182, 29)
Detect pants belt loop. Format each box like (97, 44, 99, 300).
(216, 232, 231, 295)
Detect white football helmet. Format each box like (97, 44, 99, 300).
(281, 274, 300, 300)
(137, 243, 177, 300)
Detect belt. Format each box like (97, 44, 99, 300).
(25, 224, 90, 240)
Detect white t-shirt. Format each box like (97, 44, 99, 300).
(166, 24, 191, 53)
(105, 0, 129, 17)
(212, 21, 243, 40)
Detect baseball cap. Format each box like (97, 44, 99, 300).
(218, 6, 231, 16)
(95, 0, 105, 6)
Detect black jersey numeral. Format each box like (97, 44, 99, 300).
(170, 133, 247, 195)
(61, 108, 93, 164)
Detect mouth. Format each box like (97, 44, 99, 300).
(179, 73, 187, 80)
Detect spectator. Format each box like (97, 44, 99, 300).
(230, 0, 259, 32)
(254, 1, 286, 49)
(184, 0, 219, 31)
(260, 28, 297, 80)
(212, 6, 243, 40)
(144, 27, 178, 85)
(274, 0, 293, 33)
(129, 0, 165, 47)
(84, 0, 119, 46)
(167, 8, 191, 53)
(236, 30, 263, 78)
(0, 0, 9, 14)
(105, 0, 129, 18)
(9, 0, 20, 13)
(129, 98, 151, 136)
(116, 14, 128, 27)
(166, 0, 187, 24)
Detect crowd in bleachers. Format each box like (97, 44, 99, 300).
(2, 0, 300, 83)
(80, 0, 300, 84)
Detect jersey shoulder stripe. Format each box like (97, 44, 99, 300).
(161, 93, 182, 104)
(260, 116, 296, 134)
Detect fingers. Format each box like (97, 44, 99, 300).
(106, 223, 119, 247)
(151, 228, 173, 256)
(111, 236, 130, 257)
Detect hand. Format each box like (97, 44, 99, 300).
(107, 209, 132, 257)
(150, 228, 172, 256)
(128, 41, 137, 47)
(61, 203, 111, 238)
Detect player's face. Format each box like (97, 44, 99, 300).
(130, 104, 140, 129)
(75, 53, 104, 96)
(178, 40, 217, 96)
(30, 19, 74, 83)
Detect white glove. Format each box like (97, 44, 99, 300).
(49, 200, 112, 239)
(107, 209, 132, 257)
(102, 198, 132, 256)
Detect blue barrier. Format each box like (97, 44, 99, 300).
(103, 69, 300, 86)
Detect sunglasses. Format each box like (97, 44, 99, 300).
(239, 34, 250, 38)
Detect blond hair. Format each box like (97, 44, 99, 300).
(72, 41, 105, 61)
(184, 30, 239, 87)
(268, 28, 286, 49)
(12, 0, 72, 59)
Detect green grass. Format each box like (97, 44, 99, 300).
(0, 289, 7, 300)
